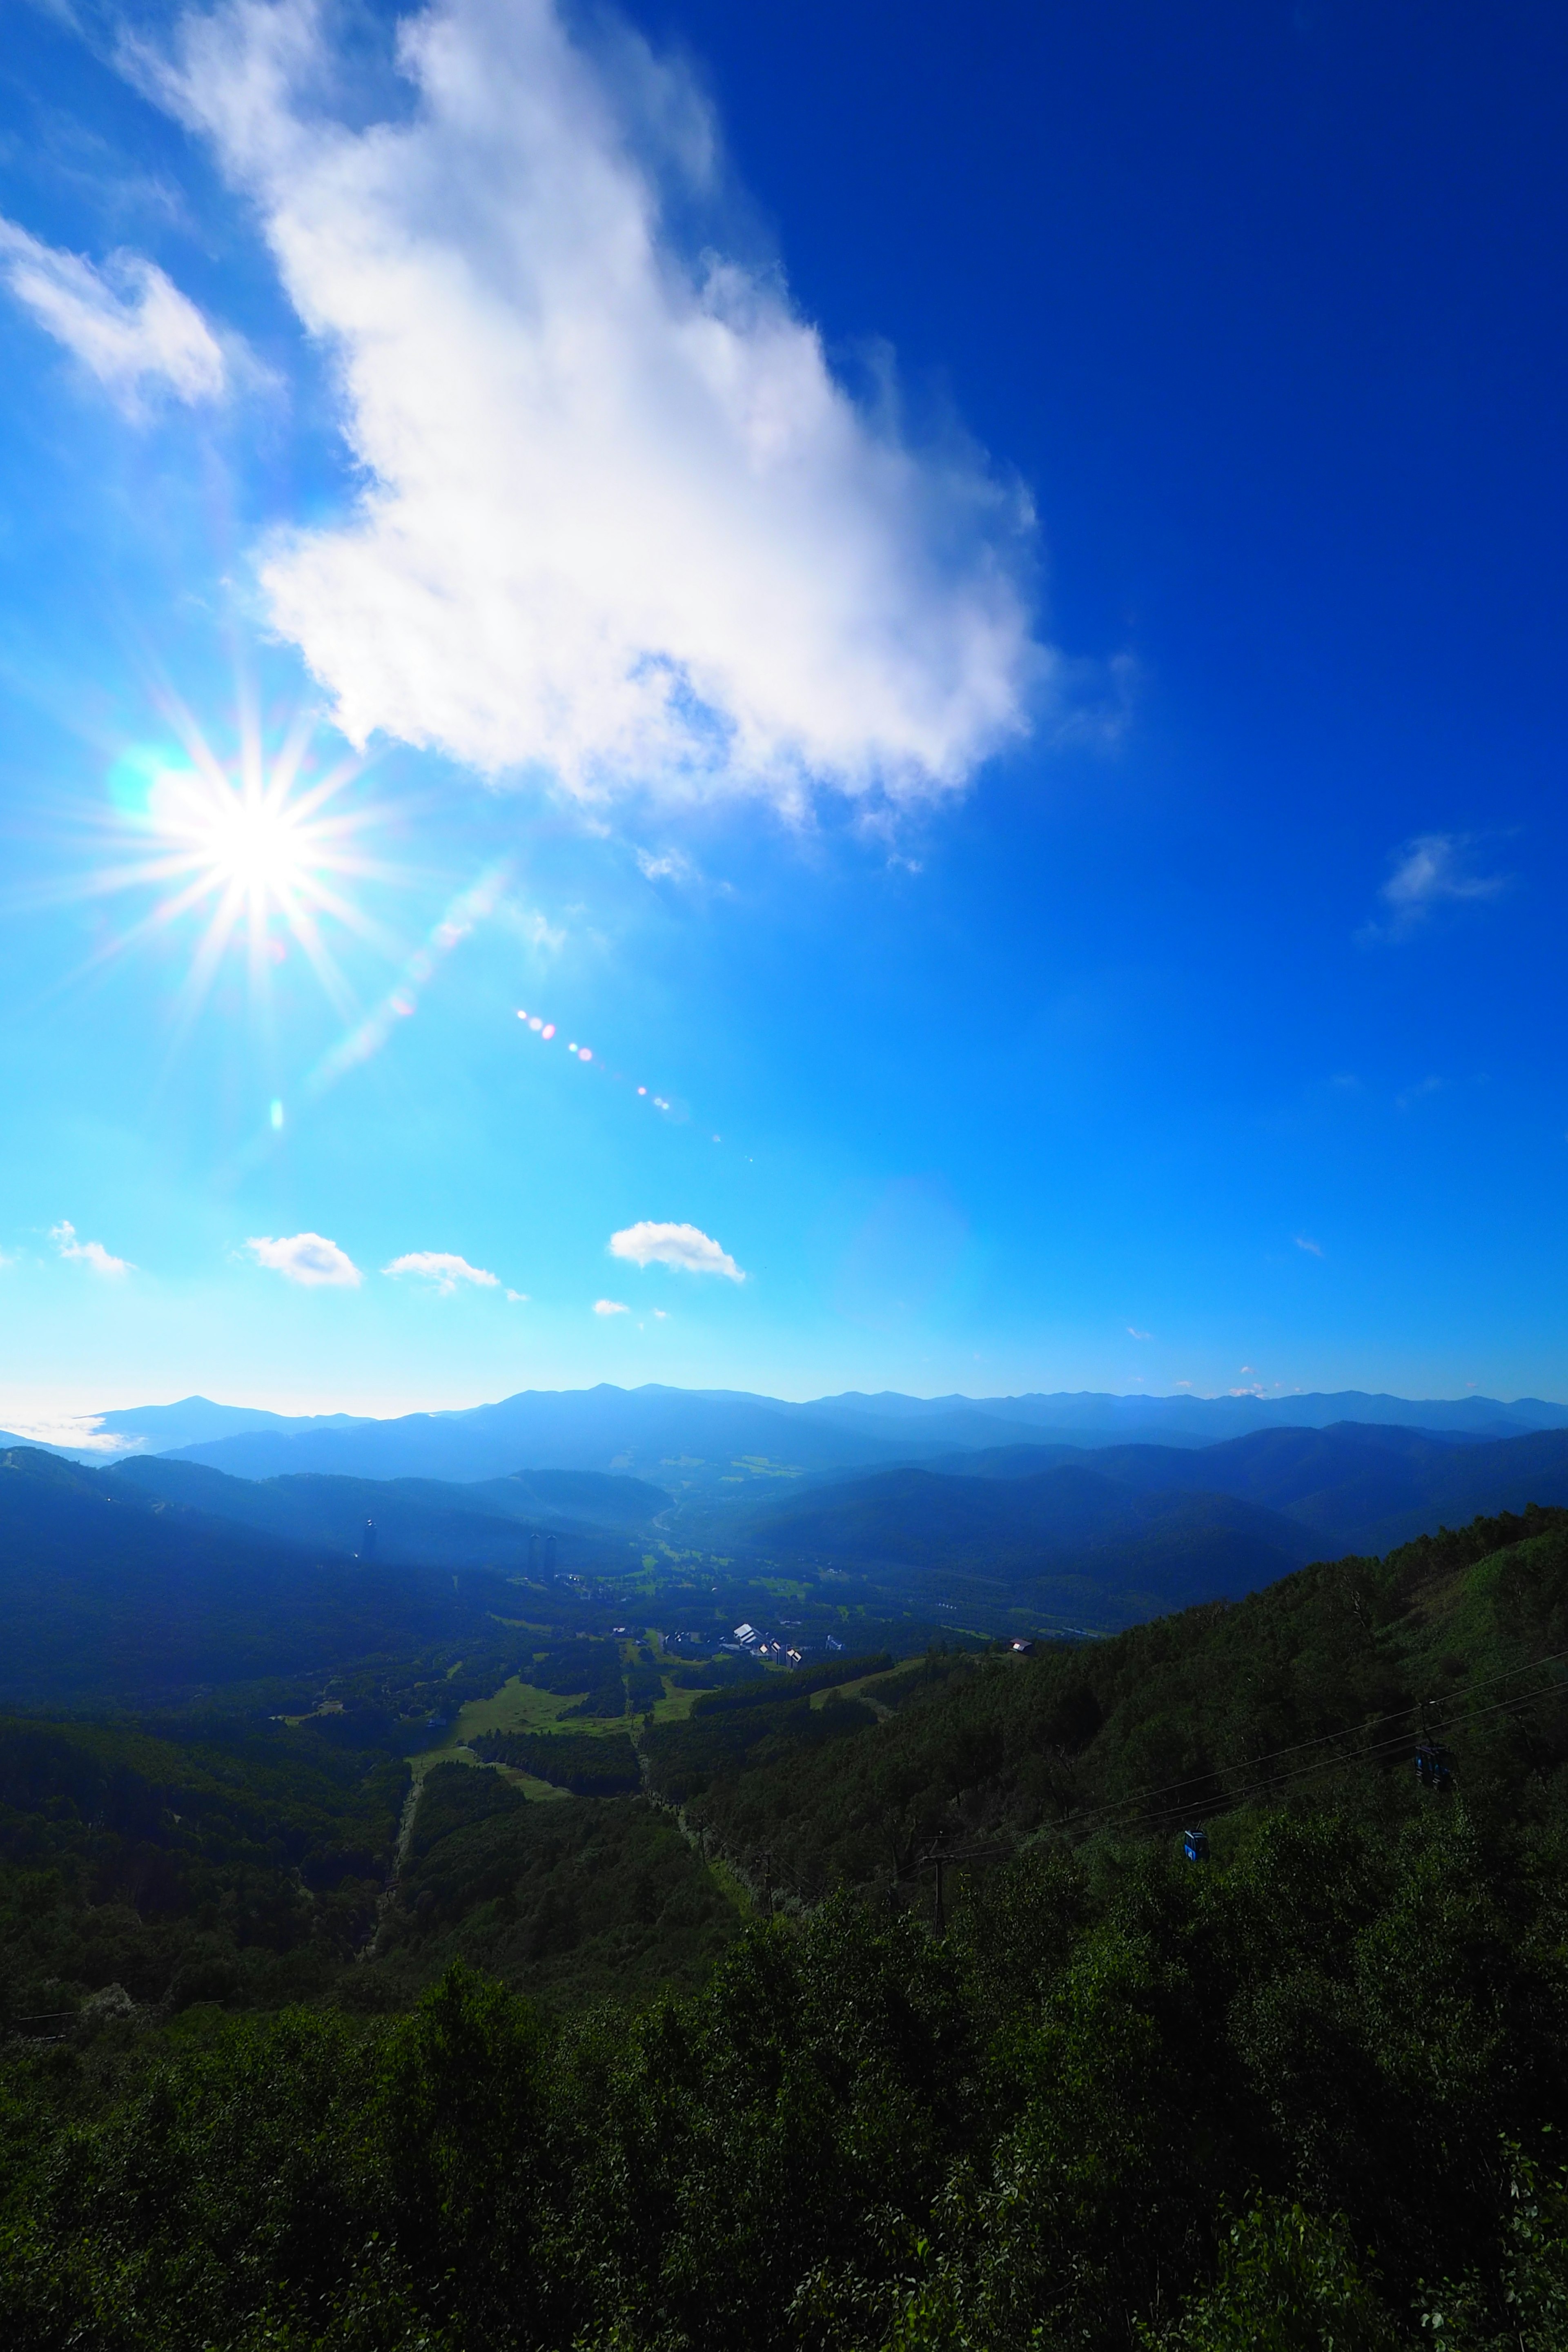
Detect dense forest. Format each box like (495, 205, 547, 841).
(3, 1504, 1568, 2345)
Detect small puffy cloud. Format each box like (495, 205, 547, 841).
(1294, 1235, 1323, 1256)
(245, 1232, 362, 1287)
(506, 1288, 528, 1303)
(147, 0, 1045, 809)
(1361, 833, 1507, 943)
(0, 217, 227, 412)
(593, 1297, 630, 1315)
(50, 1220, 132, 1278)
(609, 1220, 744, 1280)
(384, 1250, 499, 1296)
(1126, 1325, 1152, 1340)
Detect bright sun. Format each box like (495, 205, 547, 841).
(87, 699, 388, 1026)
(199, 793, 312, 894)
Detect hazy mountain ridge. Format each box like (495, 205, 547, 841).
(26, 1382, 1566, 1481)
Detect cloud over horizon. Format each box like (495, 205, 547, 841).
(245, 1232, 362, 1287)
(0, 217, 227, 412)
(609, 1219, 745, 1279)
(148, 0, 1043, 808)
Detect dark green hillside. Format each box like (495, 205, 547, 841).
(0, 1714, 407, 2026)
(372, 1764, 737, 2006)
(0, 1447, 514, 1699)
(4, 1507, 1568, 2348)
(679, 1504, 1568, 1902)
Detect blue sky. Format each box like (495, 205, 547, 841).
(1, 0, 1565, 1434)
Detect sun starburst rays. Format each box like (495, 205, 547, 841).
(34, 699, 402, 1035)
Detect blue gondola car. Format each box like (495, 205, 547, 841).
(1414, 1743, 1455, 1793)
(1183, 1827, 1209, 1863)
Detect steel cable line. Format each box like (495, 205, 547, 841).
(1037, 1644, 1568, 1841)
(702, 1645, 1568, 1905)
(1054, 1667, 1568, 1842)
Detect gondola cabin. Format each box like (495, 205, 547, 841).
(1414, 1743, 1455, 1793)
(1182, 1827, 1209, 1863)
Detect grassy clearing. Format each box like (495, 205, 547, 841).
(703, 1852, 757, 1917)
(454, 1674, 582, 1742)
(493, 1766, 574, 1804)
(808, 1667, 887, 1709)
(644, 1678, 703, 1725)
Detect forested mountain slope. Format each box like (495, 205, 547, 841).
(739, 1460, 1319, 1622)
(0, 1447, 517, 1700)
(111, 1454, 666, 1562)
(4, 1504, 1568, 2350)
(743, 1418, 1568, 1578)
(659, 1503, 1568, 1904)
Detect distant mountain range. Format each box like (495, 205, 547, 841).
(7, 1400, 1568, 1696)
(19, 1381, 1567, 1492)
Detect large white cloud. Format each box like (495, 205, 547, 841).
(149, 0, 1044, 806)
(0, 218, 226, 411)
(245, 1231, 362, 1287)
(609, 1219, 744, 1280)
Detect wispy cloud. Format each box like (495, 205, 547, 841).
(245, 1232, 362, 1287)
(1126, 1324, 1152, 1340)
(1360, 833, 1508, 943)
(0, 216, 226, 412)
(383, 1251, 499, 1296)
(636, 847, 700, 885)
(593, 1297, 630, 1316)
(502, 904, 567, 955)
(1293, 1235, 1323, 1256)
(50, 1219, 131, 1278)
(1395, 1075, 1445, 1112)
(143, 0, 1044, 810)
(609, 1219, 745, 1279)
